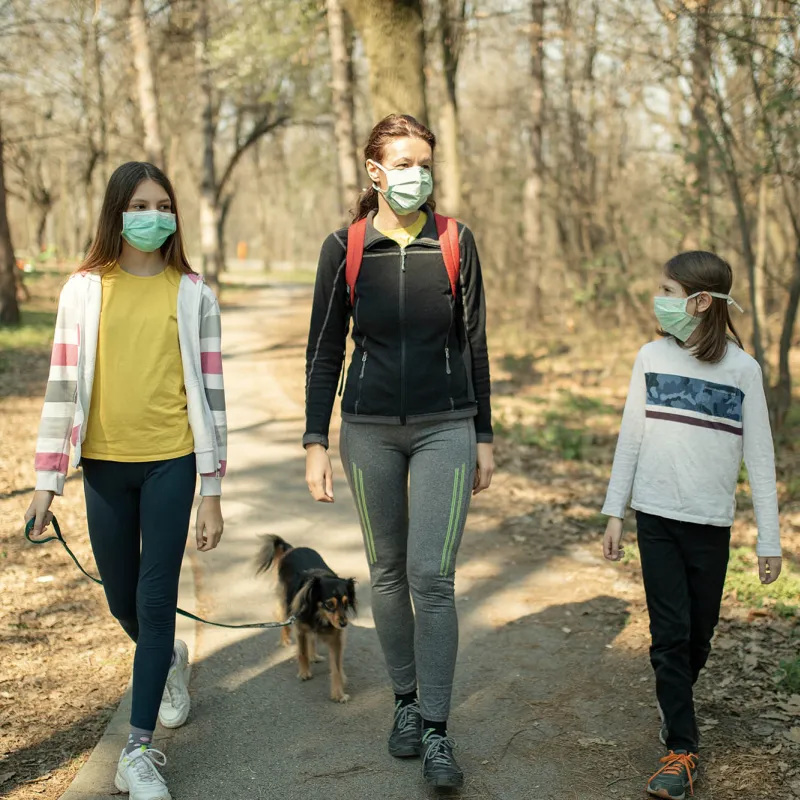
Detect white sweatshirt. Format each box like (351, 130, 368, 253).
(602, 337, 781, 557)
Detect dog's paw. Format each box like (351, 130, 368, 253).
(298, 669, 313, 681)
(331, 691, 350, 703)
(311, 654, 324, 663)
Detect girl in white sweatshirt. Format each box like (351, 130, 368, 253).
(602, 251, 781, 800)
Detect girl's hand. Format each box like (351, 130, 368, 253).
(603, 517, 625, 561)
(24, 490, 55, 541)
(759, 556, 782, 585)
(196, 496, 224, 552)
(306, 444, 334, 503)
(473, 443, 494, 495)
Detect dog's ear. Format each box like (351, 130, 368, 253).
(345, 578, 357, 615)
(290, 576, 320, 616)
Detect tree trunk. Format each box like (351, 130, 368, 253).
(773, 240, 800, 428)
(130, 0, 166, 169)
(92, 15, 108, 186)
(0, 117, 20, 325)
(327, 0, 360, 221)
(754, 176, 769, 349)
(432, 0, 465, 217)
(195, 0, 221, 288)
(523, 0, 546, 317)
(343, 0, 428, 124)
(685, 0, 713, 249)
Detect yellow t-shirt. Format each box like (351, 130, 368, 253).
(376, 211, 427, 248)
(82, 264, 194, 462)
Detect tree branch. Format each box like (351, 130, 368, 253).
(215, 111, 289, 202)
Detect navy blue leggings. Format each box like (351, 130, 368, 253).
(82, 454, 196, 731)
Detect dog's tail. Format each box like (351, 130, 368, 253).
(255, 535, 293, 575)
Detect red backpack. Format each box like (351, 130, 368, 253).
(345, 213, 461, 302)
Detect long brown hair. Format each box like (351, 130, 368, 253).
(77, 161, 193, 274)
(662, 251, 744, 363)
(354, 114, 437, 221)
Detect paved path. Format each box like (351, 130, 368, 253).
(162, 286, 657, 800)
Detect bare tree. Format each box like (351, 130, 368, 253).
(130, 0, 166, 168)
(426, 0, 466, 216)
(327, 0, 360, 221)
(0, 115, 20, 325)
(523, 0, 546, 316)
(195, 0, 219, 286)
(685, 0, 714, 249)
(344, 0, 428, 123)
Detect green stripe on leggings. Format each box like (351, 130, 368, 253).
(351, 462, 377, 564)
(440, 464, 466, 575)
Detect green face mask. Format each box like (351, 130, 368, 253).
(654, 292, 743, 342)
(121, 211, 176, 253)
(370, 161, 433, 215)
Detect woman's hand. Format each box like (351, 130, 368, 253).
(196, 496, 224, 552)
(306, 444, 334, 503)
(759, 556, 782, 585)
(24, 490, 55, 541)
(603, 517, 625, 561)
(473, 442, 494, 495)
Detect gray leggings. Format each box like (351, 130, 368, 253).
(340, 419, 476, 721)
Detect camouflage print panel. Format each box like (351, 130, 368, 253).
(644, 372, 743, 422)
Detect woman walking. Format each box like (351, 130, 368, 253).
(304, 114, 493, 789)
(25, 162, 227, 800)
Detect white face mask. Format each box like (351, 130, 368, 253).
(654, 291, 743, 342)
(369, 161, 433, 214)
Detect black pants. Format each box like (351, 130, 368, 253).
(82, 454, 196, 731)
(636, 511, 730, 753)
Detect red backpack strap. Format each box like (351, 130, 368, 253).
(345, 217, 368, 303)
(434, 213, 460, 297)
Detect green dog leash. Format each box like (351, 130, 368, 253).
(24, 516, 295, 630)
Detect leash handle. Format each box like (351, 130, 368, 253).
(23, 514, 295, 629)
(25, 516, 103, 585)
(24, 514, 62, 545)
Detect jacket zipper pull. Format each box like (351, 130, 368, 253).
(359, 350, 368, 379)
(445, 347, 452, 375)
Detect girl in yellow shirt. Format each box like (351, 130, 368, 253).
(26, 162, 227, 800)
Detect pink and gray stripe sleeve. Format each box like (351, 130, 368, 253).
(34, 289, 79, 494)
(199, 287, 227, 478)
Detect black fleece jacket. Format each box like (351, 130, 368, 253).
(303, 208, 492, 449)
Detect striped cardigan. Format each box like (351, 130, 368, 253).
(34, 270, 228, 496)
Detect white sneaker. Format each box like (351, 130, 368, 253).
(158, 640, 191, 729)
(115, 747, 171, 800)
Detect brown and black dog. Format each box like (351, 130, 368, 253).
(256, 535, 357, 703)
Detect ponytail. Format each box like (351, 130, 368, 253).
(354, 186, 379, 222)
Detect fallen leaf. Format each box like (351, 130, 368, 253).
(578, 737, 617, 747)
(743, 653, 759, 671)
(785, 727, 800, 744)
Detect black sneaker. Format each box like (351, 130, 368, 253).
(388, 700, 422, 758)
(647, 750, 698, 799)
(421, 730, 464, 789)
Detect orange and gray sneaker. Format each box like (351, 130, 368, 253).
(647, 750, 698, 799)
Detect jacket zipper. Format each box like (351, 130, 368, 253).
(445, 299, 455, 411)
(400, 248, 407, 424)
(354, 337, 368, 413)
